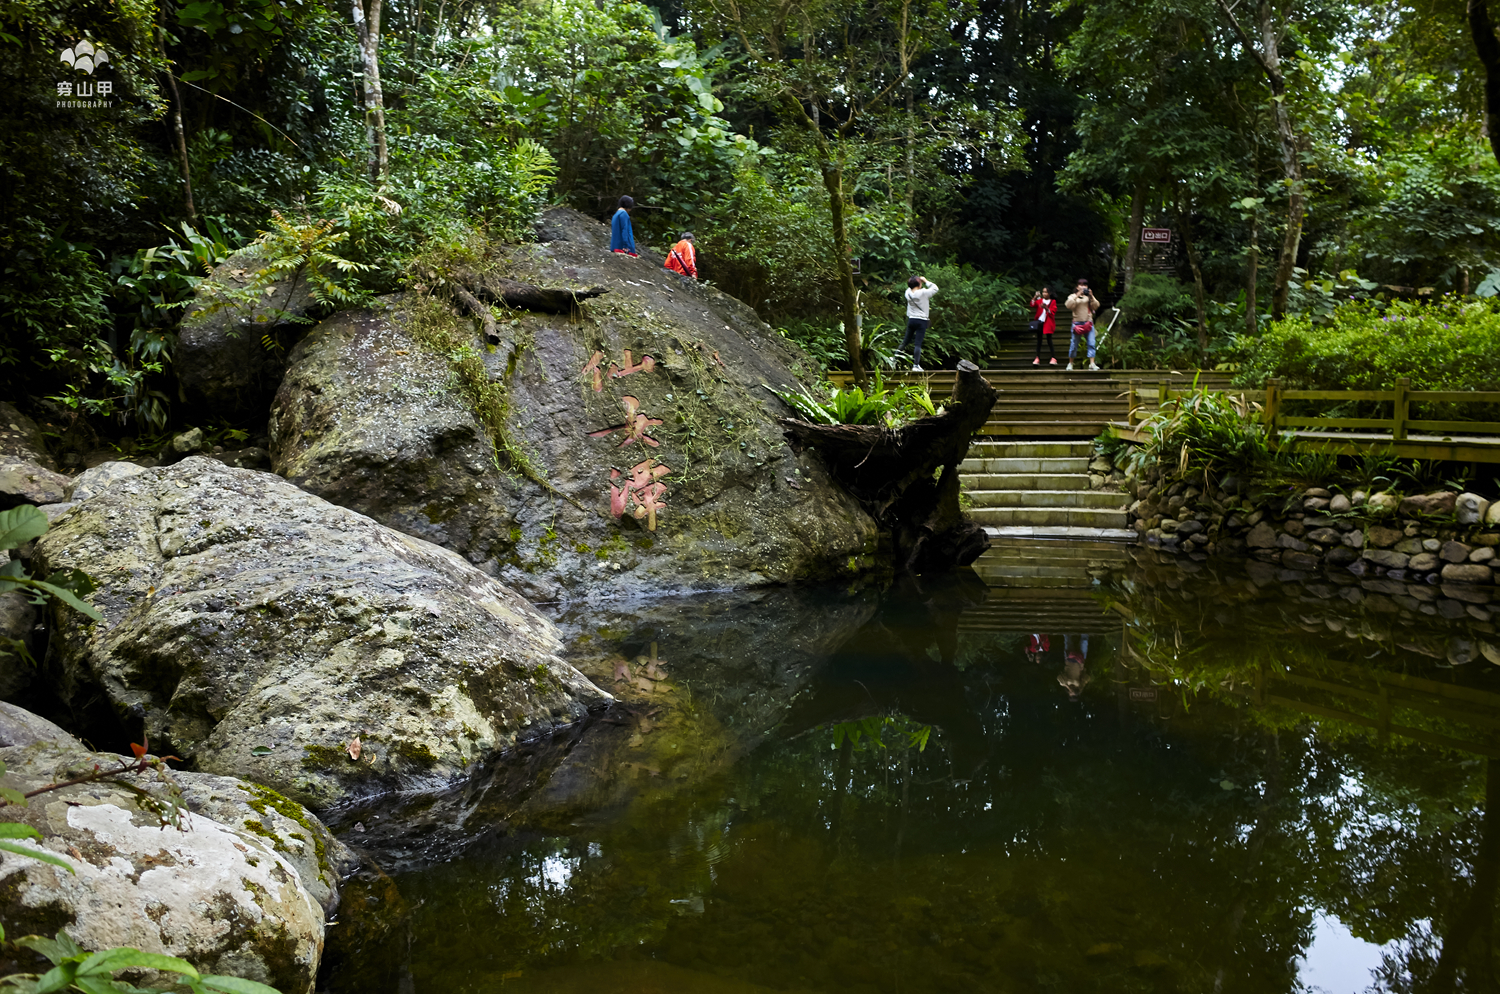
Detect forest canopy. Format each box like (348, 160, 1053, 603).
(3, 0, 1498, 429)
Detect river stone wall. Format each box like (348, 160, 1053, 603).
(1110, 449, 1500, 617)
(269, 207, 878, 602)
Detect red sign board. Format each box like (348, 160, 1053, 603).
(1142, 228, 1172, 244)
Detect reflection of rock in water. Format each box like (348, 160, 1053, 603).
(517, 585, 883, 830)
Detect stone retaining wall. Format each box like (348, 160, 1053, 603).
(1102, 448, 1500, 616)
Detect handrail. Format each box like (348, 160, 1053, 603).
(1261, 376, 1500, 440)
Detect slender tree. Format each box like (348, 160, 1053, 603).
(353, 0, 389, 184)
(1212, 0, 1303, 320)
(701, 0, 931, 387)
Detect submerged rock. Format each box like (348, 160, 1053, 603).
(31, 457, 610, 812)
(0, 703, 351, 994)
(270, 208, 877, 599)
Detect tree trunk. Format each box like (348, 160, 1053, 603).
(1123, 180, 1145, 292)
(820, 152, 866, 389)
(1245, 210, 1259, 335)
(353, 0, 389, 184)
(1470, 0, 1500, 168)
(156, 27, 196, 225)
(163, 70, 196, 224)
(1177, 195, 1208, 353)
(1257, 1, 1302, 321)
(1215, 0, 1303, 321)
(778, 360, 997, 573)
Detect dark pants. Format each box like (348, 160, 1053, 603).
(1035, 327, 1056, 357)
(901, 318, 930, 366)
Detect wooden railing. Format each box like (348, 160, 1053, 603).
(1263, 376, 1500, 439)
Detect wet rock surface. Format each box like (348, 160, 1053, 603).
(30, 457, 610, 813)
(270, 208, 878, 600)
(0, 703, 351, 994)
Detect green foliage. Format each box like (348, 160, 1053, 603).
(1116, 274, 1195, 333)
(0, 928, 280, 994)
(1232, 298, 1500, 397)
(772, 373, 938, 428)
(0, 506, 101, 629)
(0, 820, 74, 876)
(1126, 387, 1272, 484)
(830, 715, 932, 753)
(244, 212, 370, 313)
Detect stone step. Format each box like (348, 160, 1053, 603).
(984, 524, 1139, 542)
(978, 548, 1132, 569)
(960, 457, 1089, 474)
(969, 506, 1130, 529)
(968, 489, 1125, 509)
(981, 423, 1109, 436)
(968, 441, 1094, 457)
(963, 473, 1092, 491)
(975, 563, 1107, 580)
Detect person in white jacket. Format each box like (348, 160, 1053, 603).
(900, 276, 939, 372)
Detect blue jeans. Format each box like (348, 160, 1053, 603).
(1068, 323, 1095, 359)
(900, 318, 929, 366)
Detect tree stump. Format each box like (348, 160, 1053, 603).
(778, 360, 998, 573)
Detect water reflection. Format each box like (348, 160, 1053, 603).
(324, 544, 1500, 994)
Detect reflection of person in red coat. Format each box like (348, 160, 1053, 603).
(1030, 287, 1058, 366)
(665, 232, 697, 279)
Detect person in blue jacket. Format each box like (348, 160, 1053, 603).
(610, 195, 638, 256)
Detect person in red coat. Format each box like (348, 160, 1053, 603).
(1030, 287, 1058, 366)
(665, 232, 697, 279)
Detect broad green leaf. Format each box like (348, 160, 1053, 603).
(0, 506, 48, 551)
(0, 823, 41, 839)
(78, 949, 198, 980)
(31, 964, 73, 994)
(70, 978, 142, 994)
(28, 581, 102, 622)
(199, 976, 285, 994)
(0, 841, 75, 874)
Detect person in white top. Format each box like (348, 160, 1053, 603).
(900, 276, 939, 371)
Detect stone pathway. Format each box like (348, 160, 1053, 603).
(960, 440, 1134, 543)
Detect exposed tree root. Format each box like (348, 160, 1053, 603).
(779, 360, 998, 574)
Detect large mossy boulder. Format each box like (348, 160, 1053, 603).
(0, 704, 351, 994)
(269, 207, 878, 601)
(176, 249, 318, 420)
(30, 457, 610, 812)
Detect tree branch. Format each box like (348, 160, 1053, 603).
(1213, 0, 1275, 82)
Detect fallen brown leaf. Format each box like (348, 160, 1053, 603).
(347, 736, 362, 760)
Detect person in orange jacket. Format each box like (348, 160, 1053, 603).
(665, 232, 697, 279)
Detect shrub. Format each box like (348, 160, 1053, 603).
(1232, 297, 1500, 424)
(1234, 297, 1500, 393)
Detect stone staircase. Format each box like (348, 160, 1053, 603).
(960, 440, 1133, 542)
(959, 539, 1131, 633)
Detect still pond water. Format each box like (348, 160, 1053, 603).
(331, 542, 1500, 994)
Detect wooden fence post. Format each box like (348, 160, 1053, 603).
(1264, 377, 1280, 432)
(1393, 377, 1409, 440)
